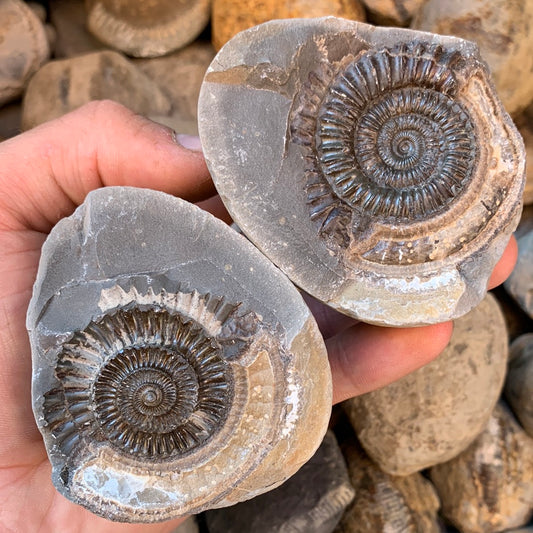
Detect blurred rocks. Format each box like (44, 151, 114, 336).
(344, 293, 508, 475)
(505, 229, 533, 319)
(0, 100, 22, 139)
(49, 0, 104, 58)
(205, 431, 354, 533)
(412, 0, 533, 116)
(361, 0, 428, 26)
(172, 517, 199, 533)
(335, 435, 442, 533)
(211, 0, 366, 50)
(21, 50, 171, 130)
(430, 402, 533, 533)
(86, 0, 211, 58)
(505, 334, 533, 437)
(0, 0, 50, 106)
(135, 41, 215, 136)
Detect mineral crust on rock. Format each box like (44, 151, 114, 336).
(27, 187, 332, 522)
(205, 431, 354, 533)
(344, 293, 508, 475)
(86, 0, 211, 58)
(430, 402, 533, 533)
(21, 50, 171, 130)
(0, 0, 50, 106)
(198, 17, 525, 327)
(505, 334, 533, 438)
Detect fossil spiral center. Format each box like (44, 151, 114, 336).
(45, 307, 233, 460)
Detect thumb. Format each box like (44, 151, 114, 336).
(0, 100, 213, 233)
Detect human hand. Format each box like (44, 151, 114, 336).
(0, 101, 517, 532)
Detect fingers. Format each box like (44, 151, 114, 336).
(328, 321, 454, 404)
(0, 100, 213, 233)
(487, 236, 517, 289)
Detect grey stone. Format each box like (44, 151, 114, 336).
(21, 50, 172, 130)
(27, 187, 332, 522)
(198, 17, 525, 327)
(343, 293, 508, 475)
(205, 431, 355, 533)
(430, 402, 533, 533)
(335, 436, 442, 533)
(505, 228, 533, 319)
(172, 516, 199, 533)
(505, 334, 533, 438)
(0, 0, 50, 106)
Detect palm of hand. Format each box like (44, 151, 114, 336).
(0, 101, 516, 533)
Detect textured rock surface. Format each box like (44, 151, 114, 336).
(199, 17, 525, 326)
(516, 110, 533, 205)
(505, 334, 533, 437)
(361, 0, 428, 26)
(430, 403, 533, 533)
(344, 293, 508, 475)
(49, 0, 105, 58)
(0, 0, 50, 106)
(86, 0, 211, 58)
(335, 437, 441, 533)
(205, 431, 354, 533)
(412, 0, 533, 115)
(505, 229, 533, 319)
(135, 42, 215, 135)
(21, 50, 171, 130)
(212, 0, 366, 50)
(28, 187, 332, 522)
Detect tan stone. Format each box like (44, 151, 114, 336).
(212, 0, 366, 50)
(515, 109, 533, 205)
(361, 0, 428, 26)
(21, 50, 171, 130)
(412, 0, 533, 116)
(86, 0, 211, 58)
(135, 41, 215, 136)
(505, 334, 533, 438)
(430, 402, 533, 533)
(49, 0, 105, 58)
(335, 437, 441, 533)
(344, 293, 508, 475)
(0, 0, 50, 106)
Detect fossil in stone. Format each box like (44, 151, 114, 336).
(28, 187, 332, 522)
(198, 17, 525, 326)
(85, 0, 210, 58)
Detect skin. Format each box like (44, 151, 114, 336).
(0, 101, 517, 533)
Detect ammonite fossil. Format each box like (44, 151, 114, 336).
(85, 0, 211, 58)
(28, 187, 332, 522)
(198, 17, 525, 326)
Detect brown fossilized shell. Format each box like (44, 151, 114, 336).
(198, 17, 525, 326)
(28, 187, 332, 522)
(85, 0, 211, 58)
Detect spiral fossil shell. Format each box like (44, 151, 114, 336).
(198, 17, 525, 326)
(28, 187, 332, 522)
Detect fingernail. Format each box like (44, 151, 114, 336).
(175, 133, 203, 151)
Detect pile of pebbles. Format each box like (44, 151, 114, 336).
(1, 1, 533, 532)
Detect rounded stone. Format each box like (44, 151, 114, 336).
(505, 229, 533, 319)
(505, 334, 533, 438)
(27, 187, 332, 522)
(86, 0, 211, 58)
(412, 0, 533, 116)
(343, 293, 508, 475)
(198, 17, 525, 326)
(0, 0, 50, 106)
